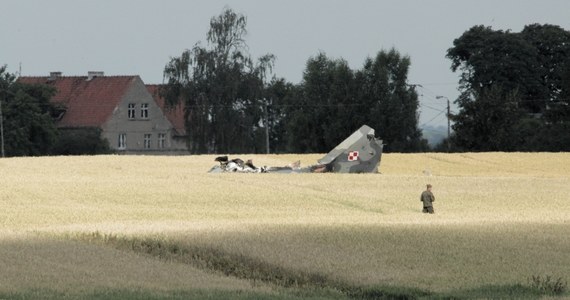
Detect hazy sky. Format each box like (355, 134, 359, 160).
(2, 0, 569, 128)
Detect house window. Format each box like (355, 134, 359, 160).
(128, 103, 136, 119)
(144, 134, 152, 149)
(118, 133, 127, 150)
(158, 133, 166, 149)
(140, 103, 149, 119)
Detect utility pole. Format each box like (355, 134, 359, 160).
(447, 98, 451, 152)
(436, 95, 451, 152)
(1, 88, 16, 158)
(0, 94, 4, 158)
(264, 102, 270, 154)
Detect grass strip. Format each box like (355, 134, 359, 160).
(70, 231, 431, 299)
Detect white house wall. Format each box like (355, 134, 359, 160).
(102, 77, 188, 154)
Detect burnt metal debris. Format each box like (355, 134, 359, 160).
(208, 125, 384, 174)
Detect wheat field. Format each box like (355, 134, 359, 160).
(0, 153, 569, 298)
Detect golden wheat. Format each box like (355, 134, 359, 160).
(0, 153, 569, 294)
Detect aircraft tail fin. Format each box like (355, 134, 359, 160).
(317, 125, 383, 173)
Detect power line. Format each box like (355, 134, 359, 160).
(419, 110, 446, 128)
(417, 82, 459, 86)
(420, 103, 446, 112)
(0, 96, 4, 157)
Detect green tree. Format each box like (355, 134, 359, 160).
(357, 49, 426, 152)
(161, 8, 274, 154)
(522, 24, 570, 106)
(451, 86, 522, 151)
(523, 24, 570, 127)
(286, 49, 425, 153)
(285, 53, 362, 153)
(447, 24, 570, 151)
(0, 66, 58, 157)
(263, 78, 297, 153)
(447, 25, 541, 113)
(554, 62, 570, 123)
(51, 127, 111, 155)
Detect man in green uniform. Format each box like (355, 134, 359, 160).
(421, 184, 435, 213)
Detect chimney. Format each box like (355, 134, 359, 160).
(49, 71, 62, 81)
(87, 71, 104, 81)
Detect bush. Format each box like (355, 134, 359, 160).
(528, 275, 567, 295)
(51, 127, 112, 155)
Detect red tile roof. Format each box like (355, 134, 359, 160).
(146, 84, 186, 136)
(18, 76, 137, 128)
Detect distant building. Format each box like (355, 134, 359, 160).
(18, 72, 188, 154)
(146, 84, 187, 152)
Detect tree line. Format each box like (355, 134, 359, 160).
(0, 66, 111, 157)
(447, 24, 570, 151)
(2, 8, 570, 156)
(161, 8, 426, 154)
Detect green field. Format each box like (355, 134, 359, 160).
(0, 153, 569, 299)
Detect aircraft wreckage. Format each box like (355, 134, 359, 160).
(208, 125, 384, 174)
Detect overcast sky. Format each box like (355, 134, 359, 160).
(2, 0, 569, 128)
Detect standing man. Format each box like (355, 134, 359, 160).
(421, 184, 435, 213)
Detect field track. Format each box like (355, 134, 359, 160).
(0, 153, 569, 298)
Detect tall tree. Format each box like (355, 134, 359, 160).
(451, 86, 522, 151)
(0, 66, 58, 156)
(263, 78, 297, 153)
(161, 8, 274, 154)
(286, 49, 425, 153)
(286, 53, 361, 153)
(357, 49, 425, 152)
(447, 25, 541, 113)
(447, 24, 570, 151)
(522, 24, 570, 102)
(522, 24, 570, 124)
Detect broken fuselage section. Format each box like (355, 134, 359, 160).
(208, 125, 384, 174)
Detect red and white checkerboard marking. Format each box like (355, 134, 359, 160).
(348, 151, 359, 161)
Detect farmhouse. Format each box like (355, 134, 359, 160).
(18, 72, 188, 154)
